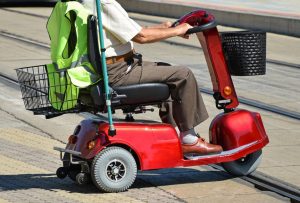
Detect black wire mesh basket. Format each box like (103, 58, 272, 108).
(221, 31, 266, 76)
(16, 65, 81, 118)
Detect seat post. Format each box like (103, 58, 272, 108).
(196, 29, 239, 110)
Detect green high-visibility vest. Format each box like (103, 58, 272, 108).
(46, 1, 100, 111)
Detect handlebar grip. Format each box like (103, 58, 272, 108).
(185, 21, 217, 35)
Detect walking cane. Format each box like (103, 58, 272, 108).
(95, 0, 116, 136)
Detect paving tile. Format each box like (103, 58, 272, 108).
(259, 166, 300, 188)
(1, 6, 299, 202)
(261, 146, 300, 167)
(184, 192, 288, 203)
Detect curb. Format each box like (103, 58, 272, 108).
(118, 0, 300, 37)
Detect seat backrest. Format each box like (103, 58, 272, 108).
(87, 15, 102, 76)
(87, 15, 106, 108)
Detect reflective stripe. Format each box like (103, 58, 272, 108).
(70, 54, 90, 69)
(53, 54, 90, 71)
(81, 64, 94, 73)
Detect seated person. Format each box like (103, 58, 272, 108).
(81, 0, 223, 155)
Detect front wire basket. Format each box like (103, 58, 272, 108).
(16, 65, 81, 117)
(221, 31, 266, 76)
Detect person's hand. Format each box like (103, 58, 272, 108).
(176, 23, 193, 39)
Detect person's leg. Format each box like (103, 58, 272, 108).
(159, 101, 176, 127)
(108, 59, 222, 155)
(112, 60, 208, 131)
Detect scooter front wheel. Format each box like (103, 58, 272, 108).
(222, 149, 262, 176)
(91, 146, 137, 192)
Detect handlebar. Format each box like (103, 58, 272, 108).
(172, 10, 217, 34)
(185, 20, 217, 35)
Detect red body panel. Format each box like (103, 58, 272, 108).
(178, 10, 239, 109)
(209, 109, 268, 150)
(197, 30, 239, 109)
(73, 109, 268, 170)
(65, 10, 268, 171)
(181, 109, 269, 167)
(73, 120, 183, 170)
(95, 123, 183, 170)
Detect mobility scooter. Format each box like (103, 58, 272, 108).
(16, 1, 269, 193)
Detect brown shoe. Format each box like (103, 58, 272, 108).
(182, 137, 223, 155)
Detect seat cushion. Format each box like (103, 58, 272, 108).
(113, 83, 170, 105)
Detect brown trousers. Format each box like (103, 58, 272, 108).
(107, 57, 208, 131)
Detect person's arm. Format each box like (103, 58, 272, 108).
(132, 23, 192, 44)
(145, 21, 172, 29)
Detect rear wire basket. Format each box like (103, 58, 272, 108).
(16, 65, 81, 117)
(221, 31, 266, 76)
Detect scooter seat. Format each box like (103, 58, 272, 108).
(113, 83, 170, 106)
(86, 16, 170, 110)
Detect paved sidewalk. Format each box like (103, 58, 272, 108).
(0, 110, 181, 203)
(1, 7, 300, 70)
(118, 0, 300, 37)
(0, 108, 287, 203)
(158, 0, 300, 18)
(0, 6, 299, 202)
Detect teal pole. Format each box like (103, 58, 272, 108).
(95, 0, 116, 136)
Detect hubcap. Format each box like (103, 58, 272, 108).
(106, 159, 126, 182)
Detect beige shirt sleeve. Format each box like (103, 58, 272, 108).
(82, 0, 142, 43)
(101, 0, 142, 43)
(81, 0, 140, 57)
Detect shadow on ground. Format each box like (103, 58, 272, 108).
(0, 168, 232, 193)
(0, 173, 99, 194)
(135, 167, 232, 187)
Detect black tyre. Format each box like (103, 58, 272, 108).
(222, 149, 262, 176)
(91, 147, 137, 192)
(76, 172, 90, 185)
(68, 164, 81, 181)
(56, 167, 67, 179)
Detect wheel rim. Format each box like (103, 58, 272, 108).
(106, 159, 127, 182)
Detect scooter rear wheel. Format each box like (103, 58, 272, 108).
(222, 149, 262, 176)
(91, 146, 137, 192)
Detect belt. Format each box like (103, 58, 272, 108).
(106, 51, 134, 65)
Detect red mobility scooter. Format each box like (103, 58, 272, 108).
(16, 8, 269, 192)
